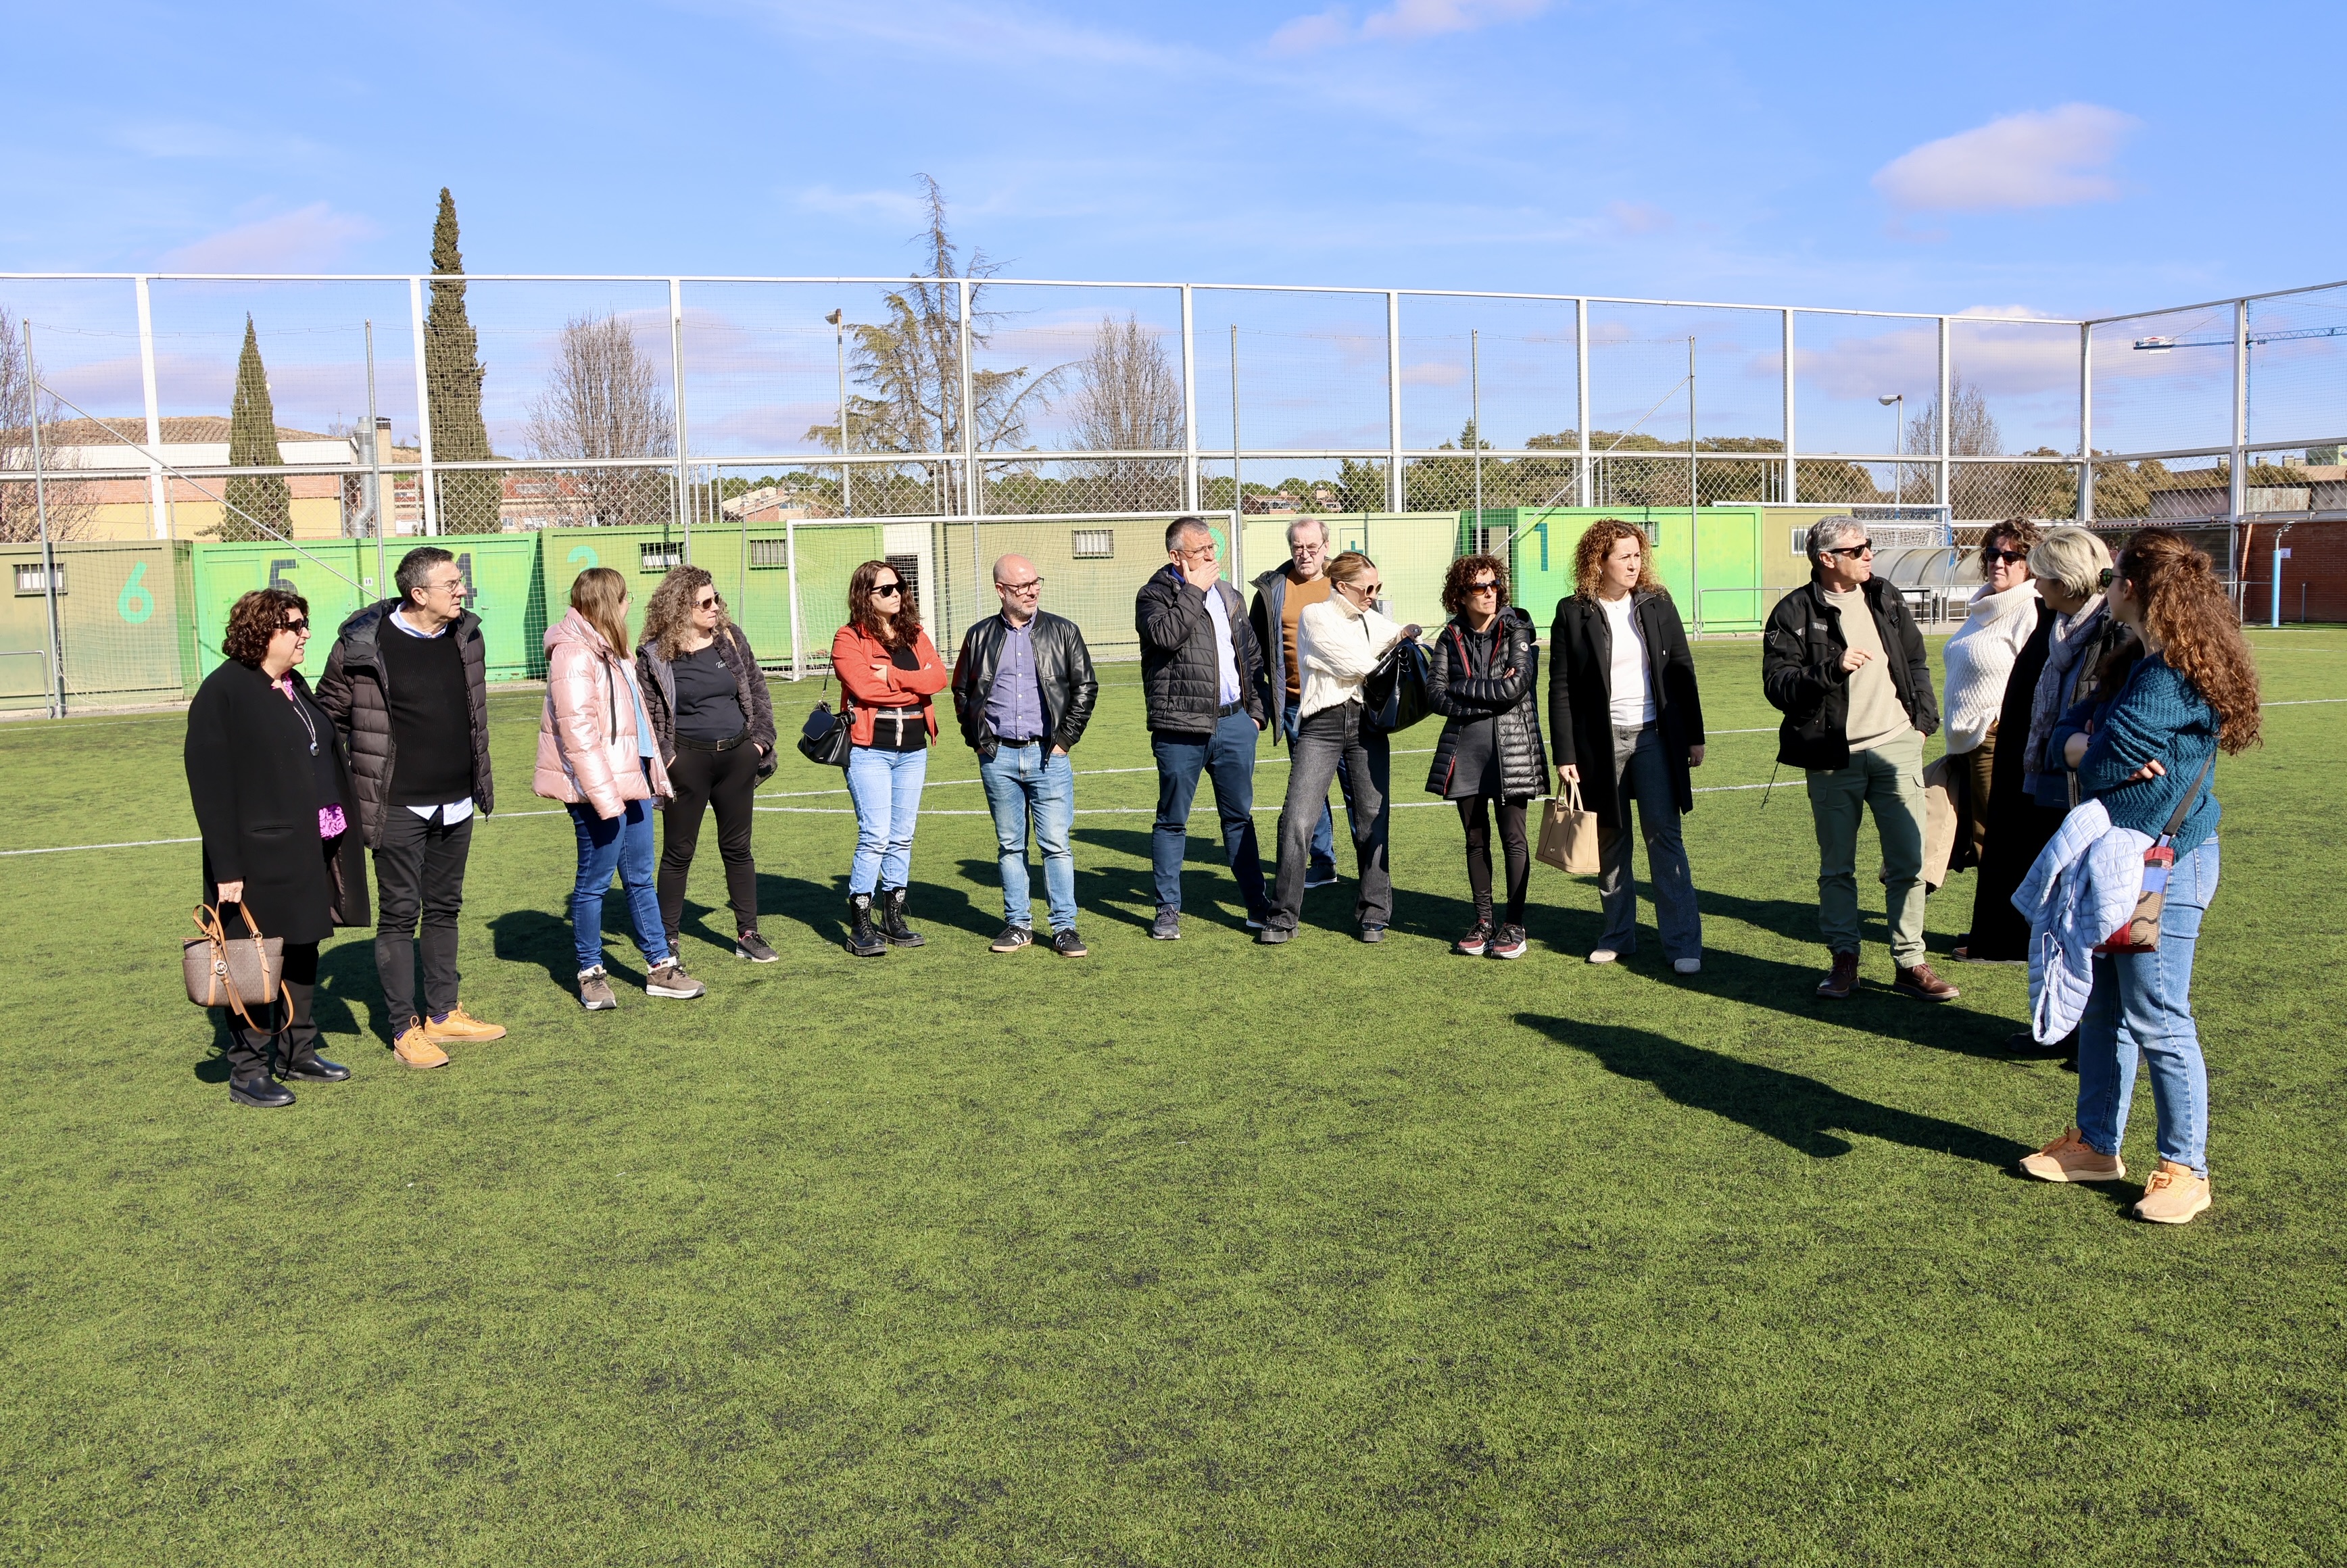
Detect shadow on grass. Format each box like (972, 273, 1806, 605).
(1073, 826, 1263, 933)
(1518, 1012, 2031, 1168)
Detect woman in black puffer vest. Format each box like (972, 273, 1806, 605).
(1424, 554, 1548, 959)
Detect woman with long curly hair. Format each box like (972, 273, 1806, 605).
(636, 566, 779, 964)
(2019, 528, 2260, 1225)
(1423, 552, 1546, 958)
(831, 559, 950, 956)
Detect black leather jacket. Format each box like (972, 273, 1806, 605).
(949, 609, 1100, 759)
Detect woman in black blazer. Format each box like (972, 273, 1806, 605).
(185, 588, 370, 1107)
(1548, 520, 1707, 973)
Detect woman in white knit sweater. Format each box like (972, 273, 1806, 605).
(1939, 520, 2044, 870)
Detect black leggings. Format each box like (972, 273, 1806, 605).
(1457, 795, 1530, 925)
(657, 741, 762, 936)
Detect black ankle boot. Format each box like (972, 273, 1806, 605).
(845, 893, 887, 958)
(877, 886, 925, 947)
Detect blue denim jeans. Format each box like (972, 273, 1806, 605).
(1597, 724, 1702, 961)
(979, 742, 1077, 932)
(846, 743, 928, 894)
(566, 766, 670, 973)
(1150, 708, 1268, 915)
(1283, 695, 1343, 873)
(2076, 837, 2218, 1177)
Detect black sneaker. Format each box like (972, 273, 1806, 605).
(1050, 927, 1088, 958)
(1303, 861, 1338, 890)
(1456, 919, 1493, 956)
(992, 923, 1036, 953)
(1488, 924, 1528, 960)
(1150, 905, 1181, 941)
(735, 930, 779, 963)
(230, 1075, 295, 1108)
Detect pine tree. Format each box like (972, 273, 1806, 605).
(425, 188, 503, 533)
(220, 315, 291, 540)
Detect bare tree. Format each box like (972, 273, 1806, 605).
(1898, 375, 2003, 505)
(527, 313, 675, 527)
(1057, 313, 1184, 509)
(0, 305, 99, 543)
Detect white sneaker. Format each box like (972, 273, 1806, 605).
(1587, 948, 1618, 964)
(1673, 957, 1701, 975)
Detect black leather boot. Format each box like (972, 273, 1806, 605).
(877, 886, 925, 948)
(844, 893, 887, 958)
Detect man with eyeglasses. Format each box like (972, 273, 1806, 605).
(318, 545, 506, 1068)
(1248, 516, 1345, 891)
(950, 554, 1100, 957)
(1136, 516, 1273, 939)
(1762, 517, 1954, 1002)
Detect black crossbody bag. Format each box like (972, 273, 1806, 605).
(797, 668, 854, 767)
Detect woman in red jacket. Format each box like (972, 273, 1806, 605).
(831, 560, 950, 956)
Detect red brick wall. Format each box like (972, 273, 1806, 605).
(2238, 519, 2347, 624)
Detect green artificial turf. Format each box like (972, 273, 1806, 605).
(2, 630, 2342, 1567)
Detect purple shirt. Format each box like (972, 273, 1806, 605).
(983, 614, 1046, 743)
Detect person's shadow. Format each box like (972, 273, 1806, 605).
(1517, 1013, 2031, 1168)
(1073, 826, 1262, 933)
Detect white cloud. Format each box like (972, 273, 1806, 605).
(796, 185, 934, 222)
(1605, 200, 1673, 236)
(157, 204, 377, 272)
(1269, 6, 1352, 54)
(1270, 0, 1548, 52)
(1872, 103, 2138, 214)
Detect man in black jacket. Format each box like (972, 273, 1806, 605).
(951, 553, 1100, 958)
(1135, 517, 1270, 940)
(1762, 518, 1958, 1003)
(316, 546, 504, 1068)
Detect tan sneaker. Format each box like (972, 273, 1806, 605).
(423, 1005, 506, 1043)
(391, 1017, 450, 1071)
(2018, 1127, 2124, 1183)
(2131, 1160, 2212, 1225)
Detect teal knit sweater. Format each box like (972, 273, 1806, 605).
(2070, 653, 2222, 856)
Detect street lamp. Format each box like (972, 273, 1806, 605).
(1879, 393, 1904, 512)
(827, 309, 850, 516)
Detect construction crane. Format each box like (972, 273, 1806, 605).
(2132, 324, 2347, 351)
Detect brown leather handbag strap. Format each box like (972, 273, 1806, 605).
(192, 902, 274, 1033)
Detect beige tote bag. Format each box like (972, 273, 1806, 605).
(1537, 782, 1603, 875)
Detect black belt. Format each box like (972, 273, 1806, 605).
(674, 731, 747, 753)
(1217, 700, 1246, 718)
(994, 735, 1042, 747)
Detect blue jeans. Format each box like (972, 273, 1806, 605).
(1283, 695, 1344, 873)
(846, 744, 928, 894)
(1597, 725, 1702, 960)
(2076, 837, 2218, 1177)
(980, 743, 1077, 932)
(1151, 708, 1268, 915)
(566, 767, 669, 973)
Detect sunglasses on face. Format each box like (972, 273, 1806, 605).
(2098, 568, 2116, 589)
(1985, 548, 2029, 566)
(694, 595, 718, 610)
(281, 619, 310, 635)
(1830, 542, 1873, 558)
(871, 583, 902, 597)
(1467, 580, 1499, 593)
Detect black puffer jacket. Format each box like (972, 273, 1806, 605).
(636, 622, 777, 780)
(315, 599, 495, 850)
(950, 609, 1100, 759)
(1136, 564, 1267, 734)
(1424, 608, 1547, 799)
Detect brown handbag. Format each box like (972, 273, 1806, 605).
(183, 903, 287, 1029)
(1537, 781, 1604, 875)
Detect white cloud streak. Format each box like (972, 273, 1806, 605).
(1271, 0, 1549, 53)
(1872, 103, 2139, 214)
(157, 204, 378, 272)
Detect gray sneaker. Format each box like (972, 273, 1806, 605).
(579, 966, 618, 1011)
(735, 930, 779, 963)
(646, 960, 706, 1000)
(1149, 905, 1181, 941)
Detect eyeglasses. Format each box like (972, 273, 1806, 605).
(425, 576, 464, 595)
(871, 583, 903, 597)
(1829, 541, 1874, 558)
(995, 578, 1044, 593)
(1466, 580, 1499, 594)
(1984, 547, 2029, 566)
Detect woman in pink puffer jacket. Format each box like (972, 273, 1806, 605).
(535, 567, 704, 1009)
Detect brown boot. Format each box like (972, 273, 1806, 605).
(1816, 951, 1859, 999)
(1893, 962, 1960, 1002)
(391, 1016, 450, 1070)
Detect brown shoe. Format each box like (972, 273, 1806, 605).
(2131, 1160, 2212, 1225)
(391, 1017, 450, 1070)
(1815, 951, 1859, 999)
(2018, 1127, 2125, 1183)
(423, 1004, 506, 1042)
(1893, 962, 1960, 1002)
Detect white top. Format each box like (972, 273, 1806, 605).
(1599, 593, 1655, 728)
(1296, 593, 1405, 720)
(1939, 580, 2041, 756)
(1199, 580, 1243, 706)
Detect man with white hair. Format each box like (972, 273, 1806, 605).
(1762, 517, 1956, 1003)
(1249, 515, 1345, 890)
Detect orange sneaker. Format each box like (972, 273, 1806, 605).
(2018, 1127, 2124, 1183)
(392, 1018, 450, 1071)
(2131, 1160, 2212, 1225)
(423, 1005, 506, 1043)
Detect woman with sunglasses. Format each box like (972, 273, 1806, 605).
(1938, 520, 2045, 945)
(1424, 553, 1547, 958)
(184, 589, 370, 1106)
(832, 560, 950, 956)
(637, 566, 779, 964)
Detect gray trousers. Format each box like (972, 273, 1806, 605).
(1596, 724, 1702, 960)
(1269, 700, 1390, 931)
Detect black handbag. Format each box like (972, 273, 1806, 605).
(796, 669, 854, 766)
(1362, 635, 1431, 733)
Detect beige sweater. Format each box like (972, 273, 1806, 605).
(1297, 594, 1406, 719)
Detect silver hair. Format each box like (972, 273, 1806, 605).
(1165, 516, 1213, 552)
(1805, 516, 1866, 564)
(2029, 526, 2111, 599)
(1284, 516, 1328, 548)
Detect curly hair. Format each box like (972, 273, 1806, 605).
(221, 587, 309, 668)
(641, 565, 731, 660)
(2116, 528, 2262, 754)
(1441, 553, 1509, 616)
(848, 558, 921, 647)
(1573, 518, 1662, 599)
(1979, 518, 2046, 579)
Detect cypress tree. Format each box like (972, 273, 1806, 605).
(221, 315, 291, 540)
(425, 188, 503, 533)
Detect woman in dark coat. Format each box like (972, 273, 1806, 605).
(1548, 519, 1708, 973)
(1424, 553, 1547, 959)
(185, 588, 370, 1108)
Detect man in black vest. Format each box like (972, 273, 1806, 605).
(318, 546, 503, 1068)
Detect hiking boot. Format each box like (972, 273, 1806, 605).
(992, 923, 1035, 954)
(735, 930, 779, 963)
(1489, 924, 1528, 960)
(229, 1074, 295, 1108)
(845, 893, 887, 958)
(1893, 962, 1960, 1002)
(1150, 905, 1181, 941)
(646, 960, 706, 1000)
(2018, 1127, 2125, 1183)
(2131, 1161, 2211, 1225)
(424, 1005, 506, 1042)
(877, 887, 925, 948)
(392, 1018, 450, 1069)
(1816, 951, 1859, 999)
(579, 967, 618, 1011)
(1456, 918, 1493, 957)
(1050, 927, 1088, 958)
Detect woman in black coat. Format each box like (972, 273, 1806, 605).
(1548, 520, 1707, 973)
(1424, 554, 1548, 959)
(185, 588, 370, 1108)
